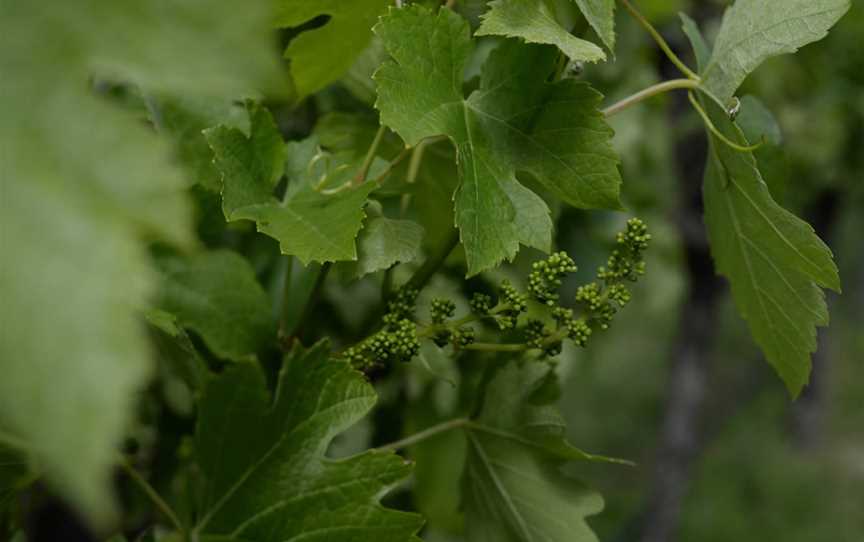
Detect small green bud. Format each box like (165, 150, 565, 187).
(452, 326, 476, 347)
(469, 293, 493, 315)
(430, 298, 456, 324)
(388, 287, 419, 320)
(608, 284, 631, 306)
(528, 251, 577, 303)
(524, 319, 549, 349)
(497, 280, 528, 330)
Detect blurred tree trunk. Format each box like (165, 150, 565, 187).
(637, 22, 723, 542)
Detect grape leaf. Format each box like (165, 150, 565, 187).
(347, 217, 425, 279)
(194, 341, 423, 541)
(700, 98, 840, 396)
(572, 0, 616, 53)
(374, 6, 621, 275)
(477, 0, 606, 63)
(735, 95, 788, 202)
(241, 133, 380, 264)
(204, 102, 288, 220)
(679, 12, 710, 70)
(155, 251, 275, 361)
(736, 96, 782, 147)
(207, 110, 380, 264)
(275, 0, 390, 99)
(146, 310, 208, 394)
(404, 395, 466, 536)
(342, 38, 391, 104)
(0, 0, 285, 524)
(702, 0, 851, 103)
(463, 362, 619, 542)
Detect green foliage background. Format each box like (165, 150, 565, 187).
(1, 0, 861, 541)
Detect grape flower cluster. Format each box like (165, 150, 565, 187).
(342, 288, 421, 372)
(522, 217, 651, 357)
(342, 218, 651, 370)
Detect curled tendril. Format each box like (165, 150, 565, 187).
(688, 92, 765, 153)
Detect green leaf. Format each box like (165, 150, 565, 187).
(248, 130, 380, 261)
(145, 309, 208, 393)
(2, 146, 165, 527)
(375, 6, 621, 275)
(238, 185, 377, 265)
(700, 97, 840, 397)
(572, 0, 616, 53)
(736, 96, 782, 146)
(679, 12, 710, 71)
(208, 110, 380, 264)
(348, 217, 425, 279)
(735, 95, 788, 202)
(194, 342, 423, 540)
(149, 96, 249, 192)
(463, 362, 614, 542)
(405, 394, 466, 535)
(1, 1, 285, 529)
(477, 0, 606, 63)
(342, 38, 391, 104)
(275, 0, 390, 99)
(6, 2, 287, 99)
(205, 102, 288, 220)
(702, 0, 851, 103)
(155, 250, 275, 361)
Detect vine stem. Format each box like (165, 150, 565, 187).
(375, 418, 469, 452)
(370, 135, 448, 186)
(355, 124, 386, 184)
(416, 304, 510, 339)
(371, 146, 410, 184)
(119, 457, 186, 539)
(463, 325, 569, 353)
(619, 0, 700, 81)
(403, 229, 459, 293)
(463, 342, 529, 352)
(399, 138, 429, 215)
(602, 78, 700, 117)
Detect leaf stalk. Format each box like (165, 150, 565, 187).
(619, 0, 700, 81)
(355, 124, 387, 184)
(374, 418, 469, 452)
(403, 229, 459, 293)
(602, 78, 700, 117)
